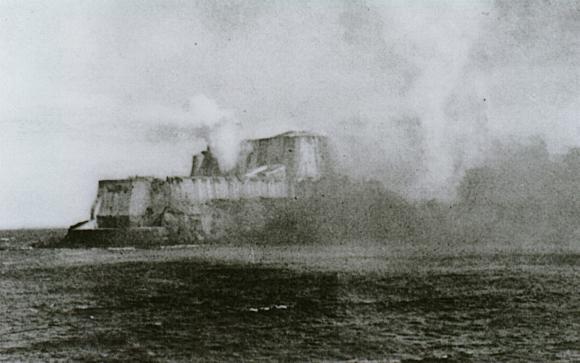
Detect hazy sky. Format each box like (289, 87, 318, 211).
(1, 0, 580, 228)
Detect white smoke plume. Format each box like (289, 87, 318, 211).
(188, 94, 242, 171)
(378, 1, 493, 199)
(5, 0, 580, 228)
(314, 1, 494, 200)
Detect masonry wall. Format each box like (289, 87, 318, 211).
(70, 132, 336, 245)
(96, 180, 132, 227)
(235, 134, 333, 181)
(94, 176, 289, 229)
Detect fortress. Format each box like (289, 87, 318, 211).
(66, 131, 333, 246)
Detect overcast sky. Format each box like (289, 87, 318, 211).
(1, 0, 580, 228)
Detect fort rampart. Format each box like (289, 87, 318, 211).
(67, 131, 333, 244)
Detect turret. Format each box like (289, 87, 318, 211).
(190, 147, 221, 176)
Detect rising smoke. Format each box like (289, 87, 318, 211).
(171, 1, 579, 200)
(387, 2, 491, 198)
(188, 94, 243, 171)
(318, 1, 495, 200)
(3, 0, 580, 228)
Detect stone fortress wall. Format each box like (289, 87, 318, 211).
(67, 131, 333, 244)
